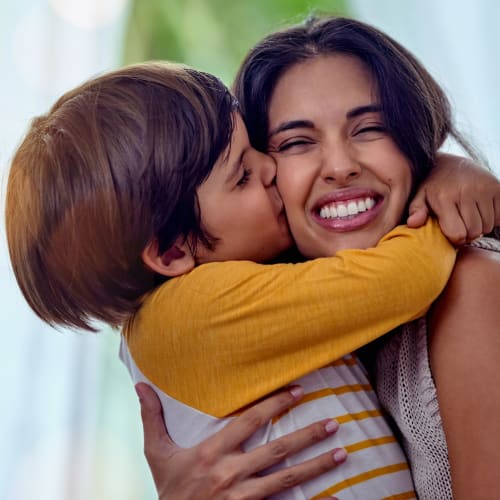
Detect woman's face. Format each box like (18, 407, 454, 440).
(195, 113, 292, 263)
(267, 54, 413, 258)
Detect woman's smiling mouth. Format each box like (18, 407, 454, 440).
(319, 196, 376, 219)
(312, 189, 383, 231)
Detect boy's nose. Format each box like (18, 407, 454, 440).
(257, 150, 278, 187)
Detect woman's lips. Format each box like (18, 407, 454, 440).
(319, 196, 376, 219)
(312, 189, 383, 231)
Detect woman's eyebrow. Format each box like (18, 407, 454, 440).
(346, 104, 382, 119)
(268, 119, 314, 138)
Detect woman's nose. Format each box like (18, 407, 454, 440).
(320, 144, 361, 184)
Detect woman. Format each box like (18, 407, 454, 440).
(138, 16, 500, 500)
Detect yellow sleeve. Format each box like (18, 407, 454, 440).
(125, 219, 455, 416)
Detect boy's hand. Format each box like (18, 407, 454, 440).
(136, 383, 346, 500)
(407, 154, 500, 244)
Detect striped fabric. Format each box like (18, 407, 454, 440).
(121, 343, 416, 499)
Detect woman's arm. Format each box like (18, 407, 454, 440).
(407, 153, 500, 242)
(136, 383, 345, 500)
(428, 246, 500, 500)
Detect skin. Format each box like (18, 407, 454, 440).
(195, 114, 292, 264)
(266, 54, 500, 500)
(268, 54, 412, 257)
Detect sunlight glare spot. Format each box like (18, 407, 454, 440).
(49, 0, 128, 29)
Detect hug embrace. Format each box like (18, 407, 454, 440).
(6, 15, 500, 500)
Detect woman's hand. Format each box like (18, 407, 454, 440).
(407, 153, 500, 244)
(136, 383, 346, 500)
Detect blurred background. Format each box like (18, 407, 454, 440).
(1, 1, 499, 498)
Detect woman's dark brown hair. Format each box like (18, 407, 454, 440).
(6, 62, 235, 331)
(234, 16, 476, 192)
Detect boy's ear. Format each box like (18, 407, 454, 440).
(142, 237, 195, 277)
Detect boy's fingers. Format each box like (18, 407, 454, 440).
(205, 386, 304, 455)
(475, 198, 496, 236)
(407, 190, 429, 228)
(459, 200, 485, 242)
(435, 209, 467, 245)
(406, 206, 428, 228)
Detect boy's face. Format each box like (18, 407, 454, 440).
(195, 114, 293, 263)
(267, 54, 412, 258)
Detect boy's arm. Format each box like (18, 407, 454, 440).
(126, 219, 455, 416)
(408, 153, 500, 243)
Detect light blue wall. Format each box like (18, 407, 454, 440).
(351, 0, 500, 174)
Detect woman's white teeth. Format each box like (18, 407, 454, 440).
(365, 197, 375, 209)
(319, 197, 376, 219)
(337, 204, 349, 217)
(347, 202, 358, 215)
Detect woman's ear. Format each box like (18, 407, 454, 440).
(142, 237, 195, 277)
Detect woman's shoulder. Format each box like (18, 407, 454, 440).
(430, 240, 500, 333)
(454, 239, 500, 282)
(429, 238, 500, 342)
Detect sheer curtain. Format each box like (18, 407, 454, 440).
(351, 0, 500, 176)
(0, 1, 153, 499)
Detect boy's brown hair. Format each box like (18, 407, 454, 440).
(6, 62, 236, 331)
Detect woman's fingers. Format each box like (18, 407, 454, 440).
(136, 384, 349, 499)
(136, 383, 176, 471)
(239, 418, 341, 473)
(136, 382, 175, 451)
(204, 386, 305, 455)
(241, 448, 347, 499)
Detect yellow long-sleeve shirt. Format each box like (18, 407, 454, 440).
(123, 220, 454, 417)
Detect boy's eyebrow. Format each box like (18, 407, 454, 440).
(346, 104, 382, 119)
(268, 120, 314, 138)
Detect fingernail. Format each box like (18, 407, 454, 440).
(289, 386, 304, 400)
(325, 419, 339, 434)
(333, 448, 348, 463)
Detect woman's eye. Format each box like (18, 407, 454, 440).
(355, 125, 386, 136)
(274, 139, 314, 153)
(236, 168, 252, 187)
